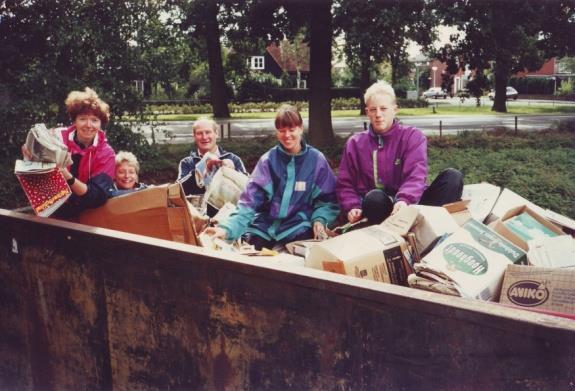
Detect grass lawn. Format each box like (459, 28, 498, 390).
(138, 104, 575, 122)
(133, 127, 574, 219)
(2, 127, 573, 220)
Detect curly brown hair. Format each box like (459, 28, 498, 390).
(65, 87, 110, 126)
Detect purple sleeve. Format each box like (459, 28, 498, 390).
(395, 131, 428, 204)
(336, 138, 362, 214)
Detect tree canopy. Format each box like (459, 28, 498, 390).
(436, 0, 575, 112)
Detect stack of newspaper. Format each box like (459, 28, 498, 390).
(25, 123, 72, 167)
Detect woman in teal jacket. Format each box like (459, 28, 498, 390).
(206, 104, 339, 250)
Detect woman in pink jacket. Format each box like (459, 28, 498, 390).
(23, 88, 116, 218)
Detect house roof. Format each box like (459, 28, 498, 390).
(266, 41, 310, 73)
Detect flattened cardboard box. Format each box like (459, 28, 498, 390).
(412, 205, 459, 255)
(416, 219, 526, 301)
(461, 183, 501, 223)
(305, 225, 412, 286)
(500, 264, 575, 315)
(490, 205, 564, 252)
(79, 183, 199, 245)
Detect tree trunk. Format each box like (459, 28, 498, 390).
(307, 0, 334, 147)
(204, 1, 230, 118)
(491, 58, 510, 113)
(358, 43, 371, 115)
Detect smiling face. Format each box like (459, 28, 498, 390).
(365, 93, 397, 134)
(74, 111, 101, 146)
(193, 120, 218, 155)
(115, 161, 138, 190)
(277, 125, 303, 154)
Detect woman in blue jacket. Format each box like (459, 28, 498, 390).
(206, 104, 339, 250)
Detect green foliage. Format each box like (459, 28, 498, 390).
(235, 75, 282, 102)
(334, 0, 437, 88)
(436, 0, 574, 112)
(558, 79, 574, 96)
(509, 77, 555, 95)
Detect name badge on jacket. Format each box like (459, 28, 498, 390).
(294, 181, 306, 192)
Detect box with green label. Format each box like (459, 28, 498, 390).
(413, 219, 527, 301)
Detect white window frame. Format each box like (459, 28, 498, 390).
(251, 56, 265, 70)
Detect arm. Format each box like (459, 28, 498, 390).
(395, 131, 428, 205)
(68, 149, 115, 208)
(335, 139, 363, 215)
(311, 154, 340, 227)
(218, 156, 271, 240)
(177, 157, 194, 181)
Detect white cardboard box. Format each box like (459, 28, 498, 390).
(490, 205, 565, 251)
(305, 225, 412, 286)
(412, 205, 460, 255)
(461, 183, 501, 223)
(416, 219, 527, 300)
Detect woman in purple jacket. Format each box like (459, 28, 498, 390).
(336, 81, 463, 224)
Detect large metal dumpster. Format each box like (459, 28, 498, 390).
(1, 208, 574, 390)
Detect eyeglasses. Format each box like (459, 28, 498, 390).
(366, 106, 395, 115)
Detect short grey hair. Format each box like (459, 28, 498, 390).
(115, 151, 140, 174)
(364, 80, 396, 106)
(192, 117, 218, 134)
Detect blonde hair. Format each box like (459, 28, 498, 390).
(364, 80, 396, 106)
(192, 117, 218, 134)
(115, 151, 140, 174)
(275, 104, 303, 130)
(65, 87, 110, 126)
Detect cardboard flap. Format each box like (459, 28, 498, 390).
(443, 199, 470, 213)
(381, 206, 419, 236)
(167, 183, 186, 207)
(103, 185, 168, 214)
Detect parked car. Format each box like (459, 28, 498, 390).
(488, 86, 518, 101)
(422, 87, 448, 99)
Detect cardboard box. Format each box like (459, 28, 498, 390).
(415, 219, 527, 300)
(411, 205, 460, 255)
(527, 236, 575, 268)
(486, 188, 546, 224)
(305, 226, 412, 286)
(443, 199, 472, 226)
(381, 205, 419, 236)
(499, 264, 575, 315)
(461, 183, 501, 223)
(491, 205, 564, 252)
(463, 219, 527, 264)
(79, 183, 200, 245)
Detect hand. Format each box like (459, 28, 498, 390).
(21, 145, 33, 160)
(204, 226, 228, 240)
(60, 167, 73, 181)
(221, 159, 234, 169)
(391, 200, 407, 215)
(313, 221, 328, 240)
(205, 158, 222, 172)
(347, 208, 363, 223)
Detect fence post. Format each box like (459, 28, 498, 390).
(439, 120, 442, 139)
(363, 122, 368, 130)
(228, 122, 231, 139)
(515, 116, 518, 135)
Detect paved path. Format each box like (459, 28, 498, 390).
(137, 113, 575, 144)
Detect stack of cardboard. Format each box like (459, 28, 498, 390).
(301, 183, 575, 316)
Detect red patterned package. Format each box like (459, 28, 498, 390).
(15, 162, 71, 216)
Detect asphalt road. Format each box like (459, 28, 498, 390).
(137, 98, 575, 143)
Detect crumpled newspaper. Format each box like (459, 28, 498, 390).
(25, 123, 72, 167)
